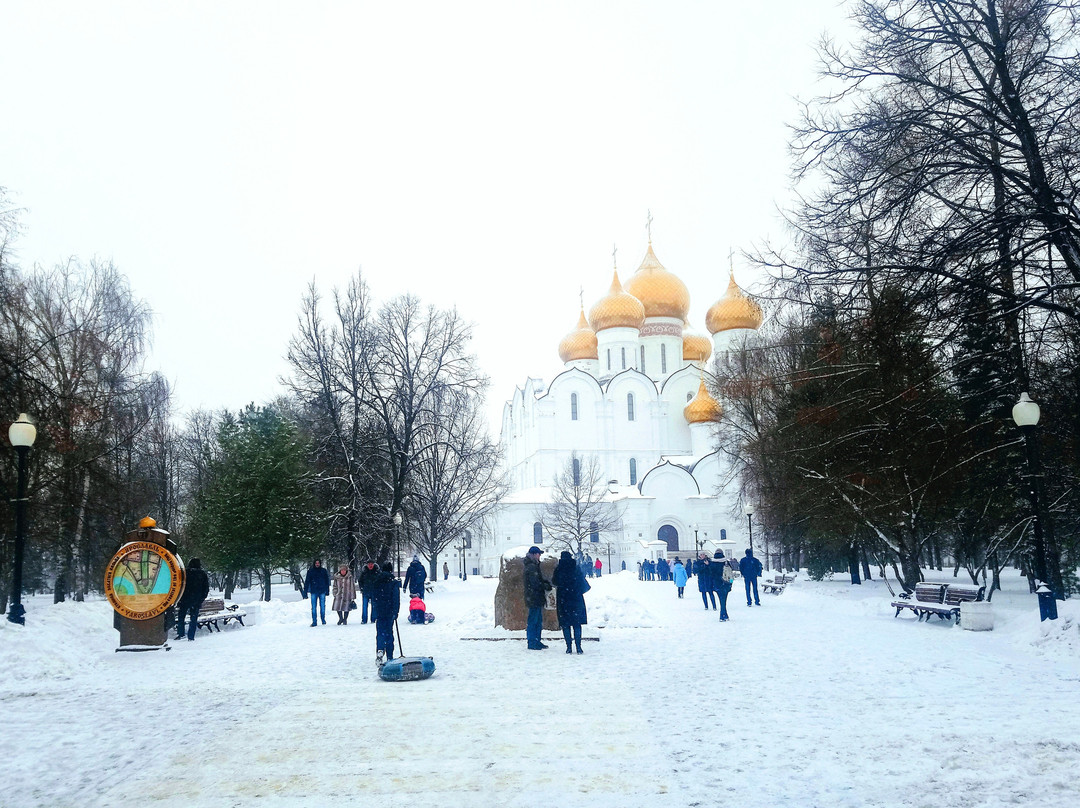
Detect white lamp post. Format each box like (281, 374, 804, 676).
(1011, 392, 1060, 612)
(393, 512, 403, 579)
(8, 414, 37, 625)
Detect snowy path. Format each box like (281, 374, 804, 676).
(2, 571, 1078, 808)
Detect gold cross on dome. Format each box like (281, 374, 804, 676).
(646, 210, 653, 244)
(612, 243, 618, 268)
(579, 286, 584, 310)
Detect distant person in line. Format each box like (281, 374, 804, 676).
(408, 594, 427, 624)
(712, 550, 736, 621)
(657, 557, 669, 581)
(637, 560, 644, 580)
(175, 557, 210, 641)
(523, 546, 553, 650)
(331, 562, 356, 625)
(584, 554, 594, 579)
(594, 557, 602, 578)
(357, 560, 381, 624)
(443, 561, 450, 581)
(403, 554, 427, 597)
(695, 553, 716, 611)
(740, 548, 763, 607)
(372, 562, 401, 668)
(672, 558, 687, 598)
(553, 550, 590, 654)
(303, 559, 331, 627)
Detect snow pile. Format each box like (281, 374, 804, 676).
(587, 587, 658, 628)
(0, 597, 114, 682)
(1029, 598, 1080, 661)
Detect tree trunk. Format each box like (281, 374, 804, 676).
(848, 542, 861, 585)
(224, 570, 235, 601)
(262, 567, 272, 602)
(860, 546, 872, 581)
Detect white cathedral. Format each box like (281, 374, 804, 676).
(468, 238, 763, 577)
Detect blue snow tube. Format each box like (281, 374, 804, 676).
(379, 656, 436, 681)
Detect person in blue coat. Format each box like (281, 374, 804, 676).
(740, 548, 763, 606)
(303, 559, 331, 627)
(552, 551, 590, 654)
(371, 562, 401, 668)
(672, 558, 688, 598)
(695, 553, 716, 610)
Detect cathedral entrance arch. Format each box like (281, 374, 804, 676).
(657, 524, 679, 552)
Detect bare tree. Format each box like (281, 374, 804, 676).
(537, 453, 623, 555)
(409, 383, 506, 579)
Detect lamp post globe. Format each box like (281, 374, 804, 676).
(8, 414, 38, 625)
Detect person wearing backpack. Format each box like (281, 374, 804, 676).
(712, 550, 736, 621)
(740, 548, 763, 606)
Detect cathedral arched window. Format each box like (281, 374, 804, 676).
(570, 392, 578, 421)
(621, 346, 626, 369)
(687, 391, 693, 402)
(640, 345, 646, 372)
(572, 457, 581, 486)
(533, 522, 543, 543)
(627, 392, 636, 421)
(606, 349, 611, 371)
(629, 458, 637, 485)
(590, 521, 599, 543)
(661, 343, 668, 374)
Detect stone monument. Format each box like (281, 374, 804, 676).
(494, 547, 559, 632)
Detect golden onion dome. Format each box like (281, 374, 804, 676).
(682, 321, 713, 363)
(558, 308, 598, 362)
(706, 271, 763, 334)
(624, 244, 691, 321)
(684, 378, 723, 424)
(588, 270, 645, 332)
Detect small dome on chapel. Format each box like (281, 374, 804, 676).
(706, 271, 763, 334)
(684, 378, 723, 424)
(558, 309, 598, 362)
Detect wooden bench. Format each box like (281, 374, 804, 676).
(761, 574, 796, 595)
(891, 582, 985, 625)
(196, 598, 248, 632)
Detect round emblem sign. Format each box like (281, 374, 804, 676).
(104, 541, 185, 620)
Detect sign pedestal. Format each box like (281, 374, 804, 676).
(114, 611, 170, 652)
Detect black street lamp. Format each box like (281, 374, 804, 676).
(744, 504, 755, 555)
(1012, 392, 1062, 611)
(7, 413, 37, 625)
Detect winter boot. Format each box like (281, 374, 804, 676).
(376, 650, 385, 669)
(575, 641, 583, 654)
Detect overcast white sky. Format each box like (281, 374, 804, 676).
(0, 1, 850, 432)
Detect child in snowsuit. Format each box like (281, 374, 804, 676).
(408, 595, 427, 624)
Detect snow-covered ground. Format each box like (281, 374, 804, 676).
(1, 569, 1078, 808)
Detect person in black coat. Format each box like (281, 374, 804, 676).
(176, 557, 210, 641)
(711, 550, 736, 621)
(402, 555, 427, 597)
(695, 553, 716, 610)
(371, 562, 401, 668)
(552, 550, 591, 654)
(357, 560, 381, 624)
(739, 548, 763, 606)
(304, 559, 331, 626)
(523, 546, 552, 650)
